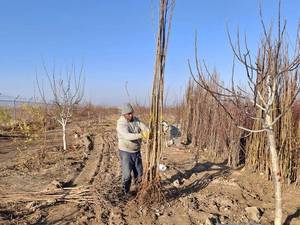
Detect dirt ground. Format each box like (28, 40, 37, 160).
(0, 117, 299, 225)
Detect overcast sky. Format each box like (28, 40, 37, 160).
(0, 0, 299, 106)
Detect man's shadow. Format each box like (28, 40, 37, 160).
(163, 160, 231, 202)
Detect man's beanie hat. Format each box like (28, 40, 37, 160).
(120, 103, 134, 115)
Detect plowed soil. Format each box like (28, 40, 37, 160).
(0, 118, 299, 225)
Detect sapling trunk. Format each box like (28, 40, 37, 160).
(62, 122, 67, 151)
(266, 114, 282, 225)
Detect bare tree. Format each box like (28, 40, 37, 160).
(189, 4, 300, 225)
(139, 0, 175, 205)
(37, 64, 85, 151)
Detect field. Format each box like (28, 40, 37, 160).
(0, 111, 299, 225)
(1, 1, 300, 225)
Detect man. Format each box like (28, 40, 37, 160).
(116, 103, 149, 194)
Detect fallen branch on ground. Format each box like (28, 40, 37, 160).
(0, 185, 94, 204)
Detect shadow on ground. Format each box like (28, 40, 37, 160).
(164, 160, 231, 202)
(283, 208, 300, 225)
(47, 209, 80, 225)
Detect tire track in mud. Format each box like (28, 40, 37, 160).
(42, 122, 123, 225)
(0, 123, 111, 225)
(44, 122, 125, 225)
(72, 123, 117, 187)
(1, 121, 129, 225)
(91, 130, 129, 225)
(73, 135, 104, 186)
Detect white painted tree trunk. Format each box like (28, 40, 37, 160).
(62, 122, 67, 151)
(266, 114, 282, 225)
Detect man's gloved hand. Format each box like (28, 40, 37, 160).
(141, 130, 150, 141)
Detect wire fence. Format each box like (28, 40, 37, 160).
(0, 96, 116, 125)
(1, 100, 44, 106)
(0, 96, 46, 121)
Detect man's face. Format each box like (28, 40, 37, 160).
(124, 112, 134, 121)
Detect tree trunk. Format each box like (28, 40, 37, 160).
(62, 122, 67, 151)
(266, 114, 282, 225)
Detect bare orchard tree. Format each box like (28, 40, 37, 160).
(189, 6, 300, 225)
(37, 64, 85, 151)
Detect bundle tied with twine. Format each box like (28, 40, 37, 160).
(138, 0, 175, 205)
